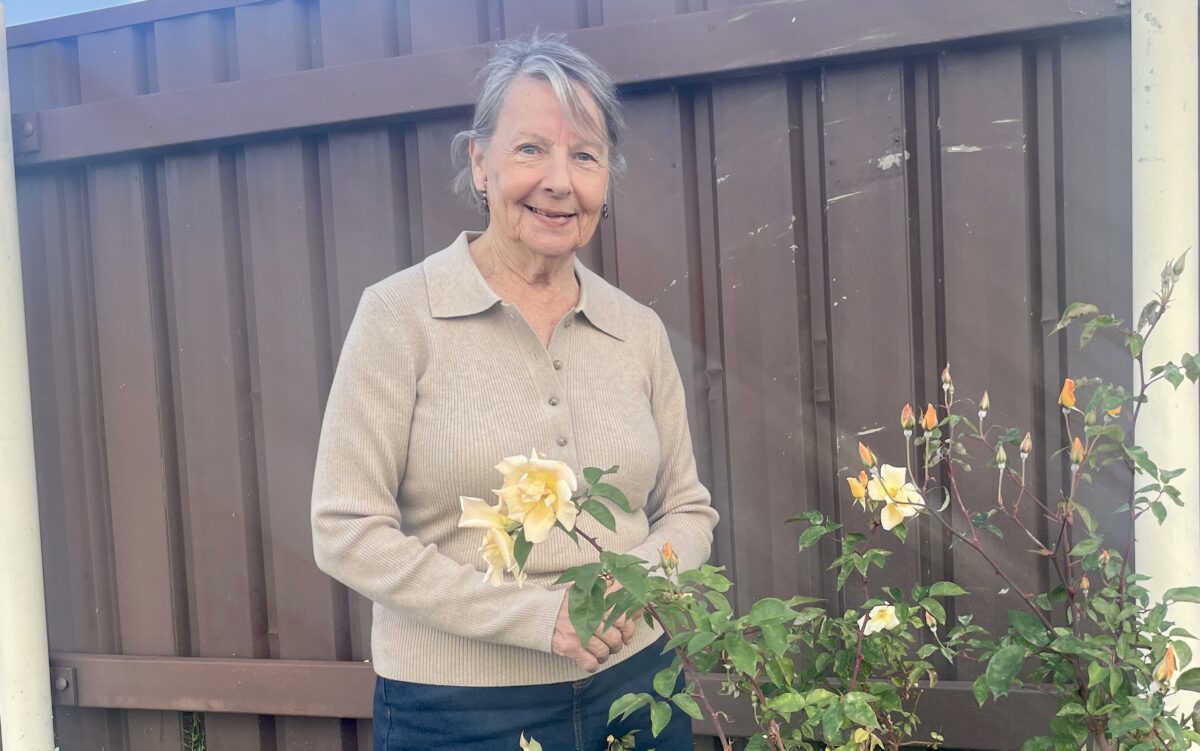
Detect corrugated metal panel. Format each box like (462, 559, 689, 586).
(8, 1, 1134, 748)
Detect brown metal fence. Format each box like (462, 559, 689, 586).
(7, 0, 1133, 748)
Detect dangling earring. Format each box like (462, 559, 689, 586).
(481, 188, 489, 212)
(602, 202, 609, 220)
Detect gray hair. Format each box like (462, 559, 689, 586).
(450, 34, 625, 210)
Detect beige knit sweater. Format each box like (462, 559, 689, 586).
(311, 231, 718, 686)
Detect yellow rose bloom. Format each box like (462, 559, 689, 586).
(866, 464, 925, 530)
(493, 450, 579, 544)
(458, 496, 522, 586)
(859, 604, 901, 635)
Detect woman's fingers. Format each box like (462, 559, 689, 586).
(597, 623, 624, 654)
(617, 614, 636, 644)
(586, 635, 612, 664)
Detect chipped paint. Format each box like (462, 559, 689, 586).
(716, 174, 730, 184)
(944, 144, 983, 153)
(991, 118, 1021, 124)
(857, 426, 886, 436)
(827, 189, 863, 204)
(874, 150, 910, 170)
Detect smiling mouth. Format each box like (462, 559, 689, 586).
(526, 205, 576, 219)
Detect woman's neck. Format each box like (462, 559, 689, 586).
(469, 230, 579, 308)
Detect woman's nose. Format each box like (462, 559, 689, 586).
(540, 151, 572, 195)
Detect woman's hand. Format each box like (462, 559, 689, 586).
(551, 582, 637, 672)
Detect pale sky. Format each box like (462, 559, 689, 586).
(4, 0, 146, 26)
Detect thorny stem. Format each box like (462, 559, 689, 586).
(923, 504, 1054, 631)
(573, 527, 735, 751)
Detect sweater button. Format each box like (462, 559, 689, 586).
(548, 396, 560, 407)
(557, 437, 568, 447)
(553, 359, 563, 370)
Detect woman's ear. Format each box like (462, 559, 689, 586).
(468, 138, 486, 191)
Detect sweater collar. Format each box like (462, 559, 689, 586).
(425, 231, 626, 341)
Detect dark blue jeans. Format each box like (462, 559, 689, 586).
(373, 635, 693, 750)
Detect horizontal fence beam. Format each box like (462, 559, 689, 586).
(6, 0, 272, 47)
(50, 652, 1054, 750)
(13, 0, 1126, 168)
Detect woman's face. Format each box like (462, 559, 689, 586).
(470, 75, 610, 260)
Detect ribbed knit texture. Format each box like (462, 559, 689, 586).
(311, 232, 719, 687)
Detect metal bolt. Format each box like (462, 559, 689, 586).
(20, 120, 34, 138)
(54, 676, 69, 691)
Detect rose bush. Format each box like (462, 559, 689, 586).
(461, 253, 1200, 751)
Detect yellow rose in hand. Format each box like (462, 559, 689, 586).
(458, 496, 522, 586)
(493, 450, 578, 544)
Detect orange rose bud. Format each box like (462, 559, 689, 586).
(978, 391, 990, 420)
(858, 441, 877, 468)
(1098, 549, 1111, 564)
(1079, 575, 1090, 594)
(661, 542, 679, 569)
(924, 610, 938, 631)
(900, 403, 915, 431)
(1019, 431, 1033, 459)
(921, 403, 938, 432)
(1154, 643, 1178, 684)
(1070, 436, 1085, 467)
(1058, 378, 1077, 410)
(846, 475, 867, 500)
(1106, 405, 1122, 418)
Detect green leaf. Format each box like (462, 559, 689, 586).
(842, 696, 878, 727)
(583, 467, 604, 485)
(1165, 586, 1200, 604)
(569, 577, 607, 643)
(590, 483, 631, 513)
(748, 598, 791, 623)
(985, 644, 1026, 697)
(1049, 635, 1088, 655)
(1069, 539, 1100, 557)
(609, 564, 648, 603)
(1151, 501, 1167, 525)
(581, 499, 616, 531)
(1009, 610, 1050, 647)
(672, 693, 703, 720)
(929, 581, 969, 597)
(972, 674, 989, 707)
(1020, 737, 1054, 751)
(652, 666, 679, 698)
(608, 692, 651, 723)
(514, 530, 533, 569)
(798, 525, 830, 550)
(1176, 667, 1200, 692)
(761, 622, 788, 656)
(1051, 302, 1100, 335)
(725, 636, 758, 675)
(1079, 314, 1120, 348)
(687, 631, 718, 656)
(769, 692, 806, 715)
(920, 598, 946, 624)
(650, 700, 671, 738)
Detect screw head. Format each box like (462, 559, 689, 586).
(20, 120, 34, 137)
(54, 676, 69, 691)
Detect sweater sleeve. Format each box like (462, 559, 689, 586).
(311, 289, 563, 653)
(622, 316, 720, 572)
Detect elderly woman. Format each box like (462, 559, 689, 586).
(311, 35, 718, 750)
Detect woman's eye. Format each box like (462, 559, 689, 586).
(576, 152, 597, 162)
(518, 145, 539, 156)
